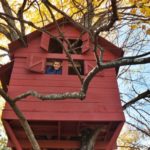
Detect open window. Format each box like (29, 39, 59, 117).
(68, 39, 82, 54)
(48, 38, 63, 53)
(40, 32, 90, 54)
(68, 60, 84, 75)
(45, 59, 62, 75)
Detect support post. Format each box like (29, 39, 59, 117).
(3, 120, 23, 150)
(106, 122, 124, 150)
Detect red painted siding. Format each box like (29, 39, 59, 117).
(3, 22, 124, 121)
(3, 57, 124, 121)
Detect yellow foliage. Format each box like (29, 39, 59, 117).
(117, 128, 140, 150)
(125, 0, 150, 35)
(140, 7, 150, 17)
(146, 28, 150, 35)
(130, 24, 138, 30)
(130, 8, 136, 14)
(0, 0, 150, 37)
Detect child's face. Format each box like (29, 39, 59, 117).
(53, 62, 61, 70)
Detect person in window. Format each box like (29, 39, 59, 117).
(46, 61, 62, 75)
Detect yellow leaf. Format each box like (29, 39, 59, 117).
(146, 28, 150, 34)
(130, 8, 136, 14)
(130, 24, 138, 30)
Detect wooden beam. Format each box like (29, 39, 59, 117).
(104, 122, 112, 141)
(106, 122, 124, 150)
(3, 120, 23, 150)
(58, 121, 61, 140)
(19, 139, 108, 149)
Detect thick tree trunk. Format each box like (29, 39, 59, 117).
(80, 128, 101, 150)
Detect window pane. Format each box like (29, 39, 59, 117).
(48, 38, 63, 53)
(68, 61, 84, 75)
(68, 39, 82, 54)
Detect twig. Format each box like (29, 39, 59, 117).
(123, 90, 150, 110)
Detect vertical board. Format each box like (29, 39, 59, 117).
(27, 55, 46, 73)
(40, 32, 50, 51)
(82, 33, 90, 53)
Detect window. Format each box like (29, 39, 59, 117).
(48, 38, 83, 54)
(68, 39, 82, 54)
(45, 59, 62, 75)
(68, 60, 84, 75)
(48, 38, 63, 53)
(40, 32, 90, 54)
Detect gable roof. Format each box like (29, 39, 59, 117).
(8, 17, 123, 58)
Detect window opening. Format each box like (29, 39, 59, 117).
(68, 39, 82, 54)
(68, 60, 84, 75)
(45, 59, 62, 75)
(48, 38, 63, 53)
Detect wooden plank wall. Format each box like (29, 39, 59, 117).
(3, 58, 124, 121)
(3, 25, 124, 122)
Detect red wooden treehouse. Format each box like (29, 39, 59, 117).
(1, 18, 125, 150)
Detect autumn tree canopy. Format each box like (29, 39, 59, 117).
(0, 0, 150, 149)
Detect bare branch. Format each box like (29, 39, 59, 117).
(0, 54, 8, 58)
(0, 24, 12, 41)
(82, 56, 150, 94)
(0, 46, 9, 52)
(0, 89, 41, 150)
(83, 0, 94, 28)
(13, 90, 86, 102)
(101, 56, 150, 69)
(41, 0, 90, 33)
(17, 0, 27, 36)
(123, 90, 150, 110)
(1, 0, 19, 40)
(127, 121, 150, 137)
(95, 0, 118, 35)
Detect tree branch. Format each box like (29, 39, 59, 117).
(1, 0, 19, 40)
(0, 24, 12, 41)
(13, 90, 86, 102)
(0, 89, 41, 150)
(17, 0, 27, 36)
(80, 127, 101, 150)
(123, 90, 150, 110)
(0, 46, 9, 52)
(127, 121, 150, 137)
(95, 0, 118, 35)
(0, 54, 9, 58)
(41, 0, 90, 33)
(101, 56, 150, 69)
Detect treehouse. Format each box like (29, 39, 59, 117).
(1, 18, 125, 150)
